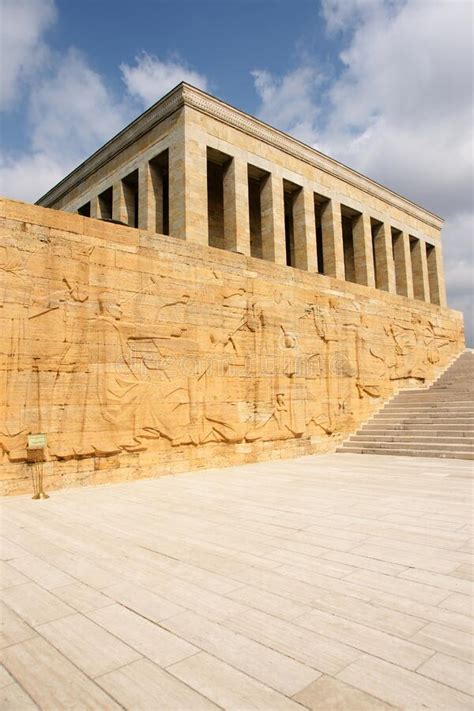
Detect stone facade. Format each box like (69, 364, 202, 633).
(0, 84, 464, 495)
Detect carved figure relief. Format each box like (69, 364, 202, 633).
(0, 230, 464, 473)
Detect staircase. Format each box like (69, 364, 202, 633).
(337, 350, 474, 460)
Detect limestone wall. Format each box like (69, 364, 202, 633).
(0, 198, 464, 495)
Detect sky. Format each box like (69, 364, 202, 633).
(1, 0, 473, 343)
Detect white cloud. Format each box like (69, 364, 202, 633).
(0, 0, 56, 110)
(30, 48, 129, 160)
(1, 36, 209, 204)
(443, 212, 474, 342)
(251, 67, 323, 145)
(120, 53, 208, 108)
(0, 48, 132, 204)
(253, 0, 474, 344)
(321, 0, 386, 34)
(0, 0, 210, 203)
(0, 151, 65, 205)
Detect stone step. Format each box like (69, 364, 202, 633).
(433, 385, 474, 390)
(375, 417, 474, 425)
(342, 440, 473, 452)
(435, 374, 473, 379)
(376, 412, 474, 418)
(360, 426, 474, 436)
(394, 400, 474, 406)
(433, 372, 473, 377)
(349, 435, 474, 445)
(397, 388, 472, 402)
(429, 388, 474, 394)
(435, 375, 474, 381)
(338, 350, 474, 461)
(359, 427, 474, 436)
(384, 400, 474, 407)
(382, 405, 474, 414)
(379, 413, 474, 421)
(358, 434, 474, 442)
(336, 446, 474, 460)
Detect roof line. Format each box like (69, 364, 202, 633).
(35, 81, 443, 227)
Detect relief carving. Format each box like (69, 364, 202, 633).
(0, 234, 464, 473)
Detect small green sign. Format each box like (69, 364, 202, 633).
(27, 434, 47, 449)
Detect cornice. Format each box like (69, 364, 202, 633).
(36, 82, 443, 230)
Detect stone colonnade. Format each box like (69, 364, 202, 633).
(78, 142, 446, 307)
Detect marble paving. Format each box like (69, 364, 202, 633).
(1, 452, 473, 710)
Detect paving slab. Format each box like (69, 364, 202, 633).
(0, 452, 472, 709)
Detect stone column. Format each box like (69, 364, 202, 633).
(223, 157, 251, 255)
(320, 199, 345, 280)
(138, 162, 163, 233)
(168, 111, 208, 244)
(411, 237, 430, 302)
(373, 222, 396, 292)
(353, 213, 376, 287)
(260, 173, 286, 265)
(90, 196, 100, 219)
(112, 181, 127, 224)
(392, 231, 414, 298)
(426, 243, 447, 307)
(292, 188, 317, 271)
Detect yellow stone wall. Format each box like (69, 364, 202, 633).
(0, 198, 464, 496)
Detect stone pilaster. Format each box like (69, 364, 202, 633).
(373, 222, 396, 292)
(292, 188, 317, 272)
(138, 162, 163, 233)
(169, 110, 208, 244)
(260, 173, 286, 265)
(392, 231, 414, 298)
(320, 199, 345, 280)
(90, 196, 100, 219)
(426, 243, 447, 307)
(112, 181, 127, 224)
(411, 237, 430, 302)
(223, 157, 250, 255)
(353, 213, 375, 287)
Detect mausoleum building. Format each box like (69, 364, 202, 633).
(0, 83, 463, 495)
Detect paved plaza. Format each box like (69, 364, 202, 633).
(1, 452, 473, 710)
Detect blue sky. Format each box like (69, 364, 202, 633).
(1, 0, 473, 342)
